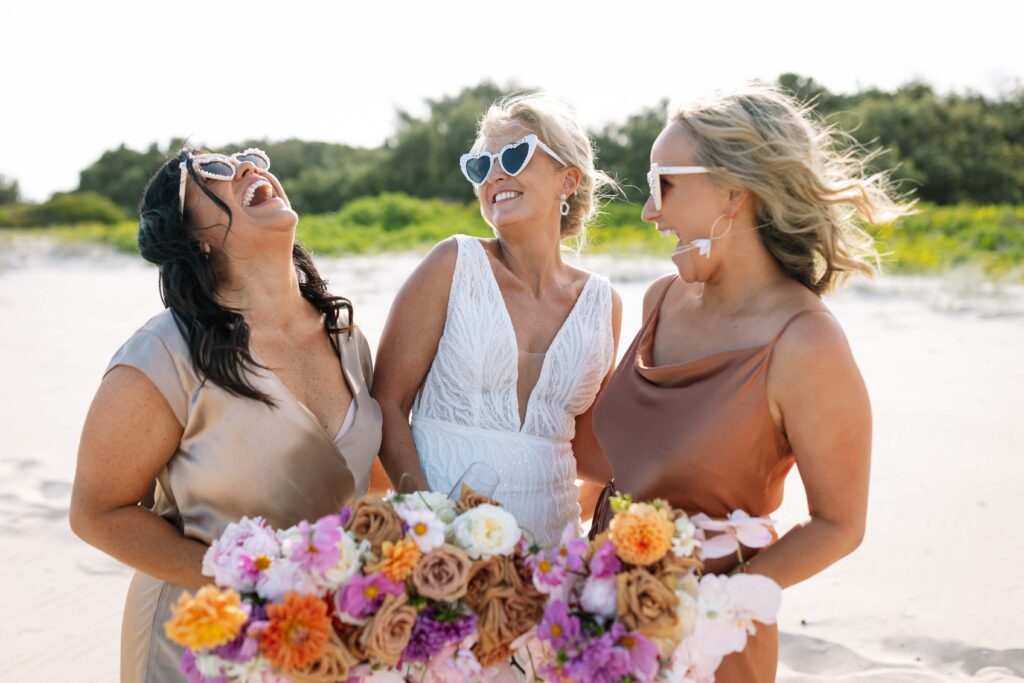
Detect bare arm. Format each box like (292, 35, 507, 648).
(743, 312, 872, 589)
(69, 366, 209, 590)
(371, 238, 458, 492)
(572, 286, 623, 484)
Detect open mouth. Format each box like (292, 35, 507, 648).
(243, 179, 276, 208)
(492, 190, 522, 205)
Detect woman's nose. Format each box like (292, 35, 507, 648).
(640, 194, 659, 223)
(235, 159, 258, 178)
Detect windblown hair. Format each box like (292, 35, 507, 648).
(672, 82, 913, 294)
(136, 147, 352, 405)
(474, 93, 619, 246)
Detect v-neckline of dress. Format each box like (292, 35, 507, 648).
(473, 239, 594, 433)
(251, 328, 357, 449)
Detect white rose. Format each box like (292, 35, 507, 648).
(451, 504, 521, 559)
(322, 530, 367, 587)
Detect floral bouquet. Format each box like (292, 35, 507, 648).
(527, 494, 782, 682)
(163, 485, 547, 682)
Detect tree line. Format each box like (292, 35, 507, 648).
(5, 74, 1024, 223)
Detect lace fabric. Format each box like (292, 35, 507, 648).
(412, 235, 614, 547)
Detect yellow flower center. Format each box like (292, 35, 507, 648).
(365, 585, 379, 599)
(414, 523, 428, 536)
(538, 560, 552, 573)
(620, 635, 635, 650)
(551, 624, 563, 637)
(255, 555, 271, 571)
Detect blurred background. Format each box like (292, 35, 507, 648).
(1, 1, 1021, 681)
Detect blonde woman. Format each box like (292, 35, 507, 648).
(373, 94, 621, 548)
(593, 83, 911, 682)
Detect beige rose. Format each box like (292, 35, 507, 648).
(295, 629, 360, 682)
(464, 556, 504, 610)
(501, 553, 545, 604)
(346, 496, 404, 553)
(474, 586, 544, 663)
(456, 484, 500, 514)
(411, 544, 472, 601)
(616, 568, 681, 639)
(650, 552, 703, 589)
(360, 593, 417, 667)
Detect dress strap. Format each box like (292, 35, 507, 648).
(769, 309, 831, 347)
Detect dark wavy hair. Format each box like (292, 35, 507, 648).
(136, 147, 352, 405)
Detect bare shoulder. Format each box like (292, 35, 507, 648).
(771, 302, 859, 381)
(641, 273, 701, 320)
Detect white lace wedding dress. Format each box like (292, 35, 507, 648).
(411, 235, 614, 548)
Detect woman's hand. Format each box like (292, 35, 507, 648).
(70, 366, 210, 589)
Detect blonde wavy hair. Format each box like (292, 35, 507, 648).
(672, 82, 913, 294)
(474, 93, 618, 245)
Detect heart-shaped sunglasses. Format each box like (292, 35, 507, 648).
(459, 134, 567, 186)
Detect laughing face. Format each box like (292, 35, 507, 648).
(642, 123, 732, 282)
(183, 153, 298, 256)
(474, 125, 576, 238)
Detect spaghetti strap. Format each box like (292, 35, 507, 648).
(769, 309, 831, 347)
(649, 275, 679, 319)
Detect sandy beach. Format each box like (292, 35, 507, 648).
(1, 237, 1021, 681)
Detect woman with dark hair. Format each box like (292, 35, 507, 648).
(69, 147, 382, 682)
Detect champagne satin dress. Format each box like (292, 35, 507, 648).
(107, 309, 382, 682)
(594, 278, 821, 683)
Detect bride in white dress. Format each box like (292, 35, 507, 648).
(373, 94, 622, 547)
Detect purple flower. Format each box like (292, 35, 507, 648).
(563, 631, 632, 683)
(339, 505, 352, 528)
(334, 573, 404, 619)
(555, 526, 589, 572)
(610, 622, 659, 680)
(589, 540, 622, 579)
(402, 603, 478, 663)
(537, 600, 580, 651)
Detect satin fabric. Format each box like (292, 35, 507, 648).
(109, 309, 382, 682)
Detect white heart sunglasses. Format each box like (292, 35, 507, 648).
(178, 148, 271, 217)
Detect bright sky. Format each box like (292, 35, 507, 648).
(3, 0, 1022, 201)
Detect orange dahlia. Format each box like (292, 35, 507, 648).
(375, 538, 422, 582)
(259, 592, 332, 670)
(609, 502, 674, 566)
(164, 585, 248, 650)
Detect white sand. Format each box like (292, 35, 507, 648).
(1, 238, 1021, 681)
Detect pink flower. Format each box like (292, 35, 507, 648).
(669, 635, 723, 683)
(282, 516, 343, 574)
(553, 524, 589, 572)
(588, 540, 622, 579)
(255, 558, 319, 602)
(537, 600, 580, 650)
(202, 517, 280, 591)
(691, 510, 774, 560)
(692, 573, 781, 657)
(531, 549, 569, 593)
(423, 642, 483, 683)
(334, 573, 403, 621)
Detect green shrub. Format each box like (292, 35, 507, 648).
(24, 192, 128, 226)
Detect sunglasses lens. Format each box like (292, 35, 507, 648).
(197, 160, 233, 177)
(465, 156, 492, 185)
(235, 153, 269, 170)
(500, 141, 530, 176)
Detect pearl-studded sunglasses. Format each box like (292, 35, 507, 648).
(646, 163, 714, 212)
(178, 148, 271, 217)
(459, 134, 567, 186)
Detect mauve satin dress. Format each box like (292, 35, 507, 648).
(107, 309, 382, 682)
(594, 277, 822, 683)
